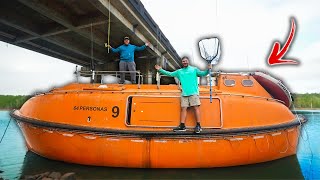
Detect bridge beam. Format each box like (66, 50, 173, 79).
(18, 0, 106, 49)
(14, 20, 109, 44)
(0, 0, 181, 73)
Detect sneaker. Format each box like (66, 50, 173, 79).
(194, 124, 202, 134)
(173, 124, 186, 132)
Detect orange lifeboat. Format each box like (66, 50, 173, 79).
(11, 71, 307, 168)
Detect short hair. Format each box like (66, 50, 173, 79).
(181, 56, 189, 61)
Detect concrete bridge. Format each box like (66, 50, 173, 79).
(0, 0, 181, 83)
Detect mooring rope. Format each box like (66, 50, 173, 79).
(271, 132, 289, 154)
(291, 103, 302, 126)
(291, 101, 314, 178)
(0, 117, 12, 145)
(291, 103, 310, 142)
(285, 129, 297, 148)
(304, 109, 315, 179)
(226, 136, 243, 151)
(253, 135, 270, 153)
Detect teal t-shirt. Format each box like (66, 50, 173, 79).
(159, 66, 209, 96)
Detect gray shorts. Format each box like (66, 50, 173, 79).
(119, 61, 136, 83)
(181, 95, 201, 107)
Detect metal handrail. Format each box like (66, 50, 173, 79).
(75, 70, 252, 89)
(156, 72, 182, 90)
(76, 70, 144, 89)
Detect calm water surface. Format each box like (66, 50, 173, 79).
(0, 110, 319, 179)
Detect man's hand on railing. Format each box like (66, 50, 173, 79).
(104, 43, 112, 49)
(154, 64, 162, 71)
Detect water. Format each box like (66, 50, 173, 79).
(0, 110, 319, 179)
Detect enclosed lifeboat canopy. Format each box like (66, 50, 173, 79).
(253, 72, 292, 107)
(10, 37, 306, 168)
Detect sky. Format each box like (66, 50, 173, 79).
(1, 0, 320, 95)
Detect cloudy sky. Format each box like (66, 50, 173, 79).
(1, 0, 320, 95)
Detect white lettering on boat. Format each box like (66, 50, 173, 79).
(43, 129, 53, 133)
(62, 133, 74, 137)
(84, 135, 96, 140)
(203, 139, 216, 143)
(154, 140, 167, 143)
(131, 139, 144, 143)
(253, 135, 264, 139)
(229, 138, 243, 141)
(272, 132, 282, 136)
(287, 129, 294, 132)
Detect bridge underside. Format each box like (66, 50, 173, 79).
(0, 0, 181, 83)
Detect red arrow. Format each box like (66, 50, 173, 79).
(268, 18, 298, 65)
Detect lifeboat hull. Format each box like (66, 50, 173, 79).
(11, 81, 306, 168)
(14, 115, 302, 168)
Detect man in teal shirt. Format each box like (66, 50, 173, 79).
(107, 36, 149, 84)
(155, 56, 211, 133)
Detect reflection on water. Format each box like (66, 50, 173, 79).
(0, 110, 319, 179)
(0, 111, 26, 179)
(296, 110, 320, 179)
(20, 152, 303, 179)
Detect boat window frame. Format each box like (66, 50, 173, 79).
(224, 79, 236, 87)
(241, 79, 254, 87)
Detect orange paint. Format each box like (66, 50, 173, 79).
(11, 74, 305, 168)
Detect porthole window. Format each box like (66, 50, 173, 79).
(224, 79, 235, 87)
(242, 79, 253, 87)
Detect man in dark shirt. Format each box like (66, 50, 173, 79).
(107, 36, 149, 84)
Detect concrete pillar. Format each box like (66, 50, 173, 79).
(143, 57, 157, 84)
(145, 58, 151, 84)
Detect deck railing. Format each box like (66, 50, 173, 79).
(76, 70, 144, 88)
(74, 68, 253, 89)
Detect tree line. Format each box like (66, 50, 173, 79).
(292, 93, 320, 109)
(0, 95, 31, 109)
